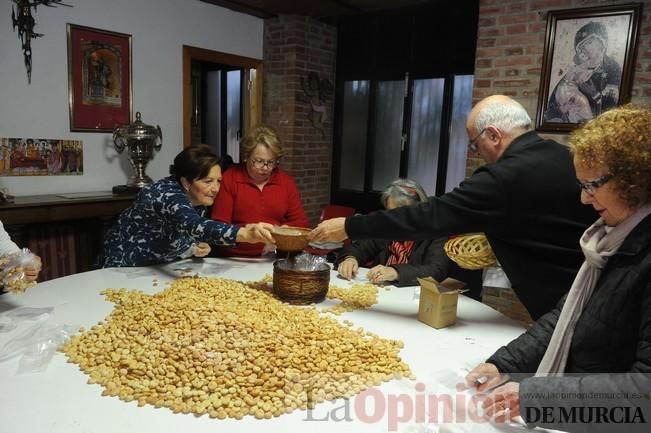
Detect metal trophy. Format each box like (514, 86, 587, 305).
(112, 112, 162, 194)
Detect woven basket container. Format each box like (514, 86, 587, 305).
(272, 259, 330, 305)
(444, 233, 497, 270)
(272, 227, 311, 252)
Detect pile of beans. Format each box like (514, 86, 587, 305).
(324, 283, 378, 316)
(61, 277, 412, 419)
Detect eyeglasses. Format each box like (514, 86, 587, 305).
(468, 128, 487, 153)
(250, 158, 277, 169)
(576, 174, 612, 195)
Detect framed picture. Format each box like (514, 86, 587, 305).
(67, 24, 132, 132)
(535, 4, 641, 133)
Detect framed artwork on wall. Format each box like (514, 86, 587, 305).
(67, 24, 132, 132)
(535, 3, 641, 133)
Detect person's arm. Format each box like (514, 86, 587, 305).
(345, 168, 508, 242)
(486, 299, 563, 375)
(517, 280, 651, 433)
(282, 175, 309, 228)
(389, 237, 450, 287)
(158, 190, 240, 245)
(0, 220, 40, 282)
(158, 191, 274, 247)
(0, 220, 20, 256)
(466, 301, 564, 425)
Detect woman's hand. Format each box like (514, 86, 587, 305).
(307, 217, 348, 243)
(23, 255, 41, 282)
(192, 242, 211, 258)
(465, 362, 505, 393)
(482, 381, 520, 422)
(236, 223, 275, 245)
(366, 265, 398, 283)
(337, 257, 359, 280)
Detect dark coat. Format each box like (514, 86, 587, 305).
(334, 237, 449, 287)
(487, 214, 651, 433)
(345, 131, 597, 319)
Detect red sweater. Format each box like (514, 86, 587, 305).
(211, 164, 309, 256)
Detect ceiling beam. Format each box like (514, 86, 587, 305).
(199, 0, 275, 18)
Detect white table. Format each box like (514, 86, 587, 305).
(0, 258, 529, 433)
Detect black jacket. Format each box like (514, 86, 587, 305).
(345, 131, 597, 319)
(334, 237, 449, 287)
(487, 214, 651, 433)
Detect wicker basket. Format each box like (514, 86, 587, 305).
(444, 233, 497, 270)
(272, 227, 311, 252)
(272, 259, 330, 305)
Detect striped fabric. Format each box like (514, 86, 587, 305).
(386, 240, 415, 265)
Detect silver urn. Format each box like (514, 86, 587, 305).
(113, 112, 163, 187)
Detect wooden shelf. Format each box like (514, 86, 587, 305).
(0, 192, 136, 281)
(0, 193, 136, 225)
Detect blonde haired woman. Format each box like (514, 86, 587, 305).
(211, 125, 309, 257)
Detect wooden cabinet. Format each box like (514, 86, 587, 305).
(0, 193, 135, 281)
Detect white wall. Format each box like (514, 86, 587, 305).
(0, 0, 262, 196)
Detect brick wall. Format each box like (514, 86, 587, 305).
(263, 15, 337, 225)
(468, 0, 651, 175)
(472, 0, 651, 319)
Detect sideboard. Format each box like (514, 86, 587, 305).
(0, 192, 135, 280)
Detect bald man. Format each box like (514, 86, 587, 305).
(310, 95, 597, 319)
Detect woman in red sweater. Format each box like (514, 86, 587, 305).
(211, 125, 309, 256)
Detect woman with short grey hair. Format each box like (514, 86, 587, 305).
(381, 178, 428, 208)
(335, 178, 450, 286)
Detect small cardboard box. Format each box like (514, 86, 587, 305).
(417, 277, 466, 329)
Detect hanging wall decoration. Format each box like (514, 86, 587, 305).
(67, 23, 133, 132)
(0, 137, 83, 176)
(11, 0, 73, 84)
(535, 4, 641, 132)
(299, 72, 333, 138)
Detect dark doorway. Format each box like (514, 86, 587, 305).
(182, 45, 263, 157)
(191, 61, 244, 161)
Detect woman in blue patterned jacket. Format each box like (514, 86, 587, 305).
(101, 145, 274, 267)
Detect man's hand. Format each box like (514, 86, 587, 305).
(337, 257, 359, 280)
(307, 217, 348, 243)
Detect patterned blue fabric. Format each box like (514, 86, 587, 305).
(102, 177, 238, 267)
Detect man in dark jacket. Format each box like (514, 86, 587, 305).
(309, 95, 597, 320)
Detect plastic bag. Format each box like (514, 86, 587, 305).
(0, 306, 54, 333)
(17, 324, 79, 374)
(0, 322, 44, 362)
(278, 252, 329, 271)
(0, 248, 42, 293)
(0, 321, 79, 373)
